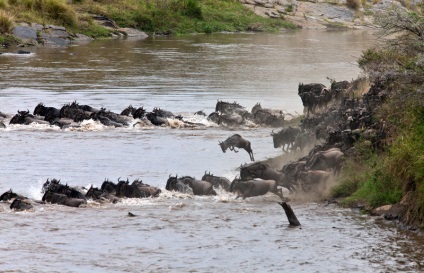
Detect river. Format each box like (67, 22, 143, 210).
(0, 30, 423, 272)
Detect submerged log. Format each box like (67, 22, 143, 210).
(278, 202, 301, 226)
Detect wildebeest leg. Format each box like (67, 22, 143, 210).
(229, 146, 239, 153)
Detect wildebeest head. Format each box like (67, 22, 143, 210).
(33, 103, 46, 116)
(165, 175, 193, 194)
(85, 185, 104, 200)
(0, 189, 18, 201)
(218, 141, 227, 153)
(120, 105, 135, 116)
(133, 107, 146, 119)
(165, 175, 179, 191)
(9, 110, 31, 125)
(101, 179, 117, 194)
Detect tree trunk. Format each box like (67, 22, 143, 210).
(278, 202, 301, 226)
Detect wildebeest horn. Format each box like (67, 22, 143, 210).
(270, 130, 275, 136)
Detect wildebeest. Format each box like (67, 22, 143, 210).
(146, 112, 169, 126)
(10, 198, 33, 211)
(271, 127, 302, 152)
(115, 178, 161, 198)
(9, 110, 50, 125)
(132, 179, 162, 198)
(215, 100, 248, 116)
(42, 191, 87, 207)
(219, 134, 254, 161)
(120, 105, 136, 116)
(298, 83, 328, 116)
(165, 175, 194, 194)
(166, 175, 216, 195)
(251, 103, 285, 127)
(280, 159, 307, 186)
(201, 171, 231, 191)
(296, 170, 332, 192)
(230, 178, 283, 199)
(85, 185, 119, 203)
(152, 107, 174, 118)
(100, 179, 118, 195)
(0, 189, 27, 201)
(207, 112, 248, 127)
(240, 162, 295, 192)
(306, 148, 344, 175)
(293, 130, 316, 154)
(59, 101, 97, 120)
(33, 103, 60, 118)
(42, 178, 86, 200)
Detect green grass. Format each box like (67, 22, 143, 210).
(0, 0, 296, 38)
(0, 0, 297, 45)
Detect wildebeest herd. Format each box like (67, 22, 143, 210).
(0, 99, 290, 130)
(1, 78, 389, 212)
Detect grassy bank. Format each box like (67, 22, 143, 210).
(0, 0, 295, 43)
(330, 7, 424, 229)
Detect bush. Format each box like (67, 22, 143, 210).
(0, 11, 13, 34)
(181, 0, 203, 19)
(346, 0, 361, 10)
(31, 0, 77, 27)
(0, 0, 8, 9)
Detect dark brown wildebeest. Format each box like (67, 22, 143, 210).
(240, 162, 296, 192)
(42, 191, 87, 208)
(219, 134, 254, 161)
(166, 176, 215, 196)
(271, 127, 302, 152)
(296, 170, 332, 192)
(10, 199, 33, 211)
(306, 148, 344, 175)
(202, 171, 231, 192)
(230, 178, 283, 200)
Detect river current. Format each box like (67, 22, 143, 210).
(0, 30, 423, 272)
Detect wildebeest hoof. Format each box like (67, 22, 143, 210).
(128, 212, 137, 217)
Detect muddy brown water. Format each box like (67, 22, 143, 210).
(0, 30, 423, 272)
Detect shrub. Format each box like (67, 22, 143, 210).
(43, 0, 77, 27)
(0, 11, 13, 34)
(0, 0, 8, 9)
(346, 0, 361, 10)
(181, 0, 203, 19)
(31, 0, 77, 27)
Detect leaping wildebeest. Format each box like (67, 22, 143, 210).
(219, 134, 254, 161)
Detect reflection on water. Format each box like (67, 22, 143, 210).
(0, 30, 423, 272)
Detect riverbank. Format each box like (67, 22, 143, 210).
(0, 0, 295, 48)
(1, 0, 417, 48)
